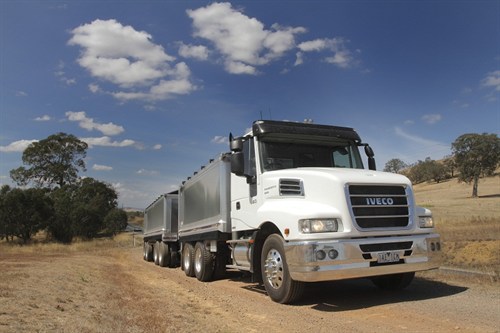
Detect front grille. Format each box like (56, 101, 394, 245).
(279, 179, 304, 196)
(348, 185, 410, 229)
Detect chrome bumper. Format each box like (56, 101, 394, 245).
(284, 234, 442, 282)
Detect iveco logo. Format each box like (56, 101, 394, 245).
(366, 197, 394, 205)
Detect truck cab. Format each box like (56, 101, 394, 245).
(228, 120, 441, 303)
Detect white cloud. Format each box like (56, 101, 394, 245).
(152, 144, 162, 150)
(211, 136, 228, 144)
(92, 164, 113, 171)
(187, 2, 306, 75)
(481, 70, 500, 92)
(55, 61, 77, 85)
(394, 127, 446, 147)
(297, 38, 355, 68)
(0, 139, 37, 152)
(88, 83, 101, 93)
(34, 115, 51, 122)
(421, 114, 442, 125)
(137, 168, 159, 176)
(81, 136, 136, 148)
(66, 111, 124, 136)
(110, 62, 196, 101)
(178, 43, 209, 60)
(69, 19, 195, 101)
(15, 91, 28, 97)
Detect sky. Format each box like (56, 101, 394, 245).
(1, 1, 499, 208)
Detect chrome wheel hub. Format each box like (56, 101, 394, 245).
(264, 249, 284, 289)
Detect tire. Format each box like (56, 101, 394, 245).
(153, 241, 160, 265)
(169, 244, 179, 268)
(371, 272, 415, 290)
(145, 242, 154, 262)
(158, 242, 171, 268)
(194, 242, 214, 282)
(143, 242, 148, 261)
(182, 242, 195, 277)
(261, 234, 304, 304)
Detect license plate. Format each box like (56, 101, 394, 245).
(377, 252, 400, 264)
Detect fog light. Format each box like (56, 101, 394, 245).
(328, 249, 339, 259)
(316, 250, 326, 260)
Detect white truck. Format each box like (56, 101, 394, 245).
(143, 120, 441, 304)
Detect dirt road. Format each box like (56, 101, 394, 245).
(1, 246, 498, 333)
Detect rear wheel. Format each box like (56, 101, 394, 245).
(182, 243, 195, 277)
(194, 242, 214, 282)
(158, 242, 171, 267)
(144, 242, 154, 262)
(371, 272, 415, 290)
(153, 241, 160, 265)
(261, 234, 304, 304)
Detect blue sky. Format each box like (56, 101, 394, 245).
(1, 1, 499, 208)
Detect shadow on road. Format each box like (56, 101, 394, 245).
(231, 273, 467, 311)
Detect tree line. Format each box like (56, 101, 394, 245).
(0, 133, 128, 243)
(384, 133, 500, 197)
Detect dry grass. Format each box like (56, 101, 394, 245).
(0, 232, 142, 255)
(414, 175, 500, 276)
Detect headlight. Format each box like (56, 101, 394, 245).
(419, 216, 434, 228)
(299, 218, 340, 233)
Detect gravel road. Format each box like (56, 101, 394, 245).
(1, 246, 498, 332)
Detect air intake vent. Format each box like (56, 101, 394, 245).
(279, 179, 304, 196)
(348, 185, 410, 229)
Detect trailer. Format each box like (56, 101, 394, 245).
(143, 120, 442, 304)
(143, 192, 179, 268)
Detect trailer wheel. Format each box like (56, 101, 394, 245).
(371, 272, 415, 290)
(153, 241, 160, 265)
(194, 242, 214, 282)
(158, 242, 171, 268)
(169, 244, 179, 268)
(182, 243, 195, 277)
(144, 242, 154, 262)
(143, 242, 148, 261)
(261, 234, 304, 304)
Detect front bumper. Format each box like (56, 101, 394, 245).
(284, 233, 442, 282)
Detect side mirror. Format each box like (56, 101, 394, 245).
(364, 145, 376, 171)
(229, 133, 243, 152)
(231, 152, 244, 176)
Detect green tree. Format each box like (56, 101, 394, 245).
(452, 133, 500, 197)
(104, 208, 128, 236)
(0, 185, 15, 241)
(10, 133, 88, 189)
(49, 185, 76, 243)
(49, 178, 118, 241)
(384, 158, 408, 174)
(406, 158, 447, 184)
(0, 187, 53, 243)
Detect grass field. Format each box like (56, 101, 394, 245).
(414, 175, 500, 276)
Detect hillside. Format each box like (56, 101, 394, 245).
(413, 175, 500, 275)
(414, 174, 500, 220)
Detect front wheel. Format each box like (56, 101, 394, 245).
(371, 272, 415, 290)
(261, 234, 304, 304)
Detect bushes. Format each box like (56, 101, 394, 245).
(0, 179, 128, 244)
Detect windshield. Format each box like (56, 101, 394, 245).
(259, 138, 364, 172)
